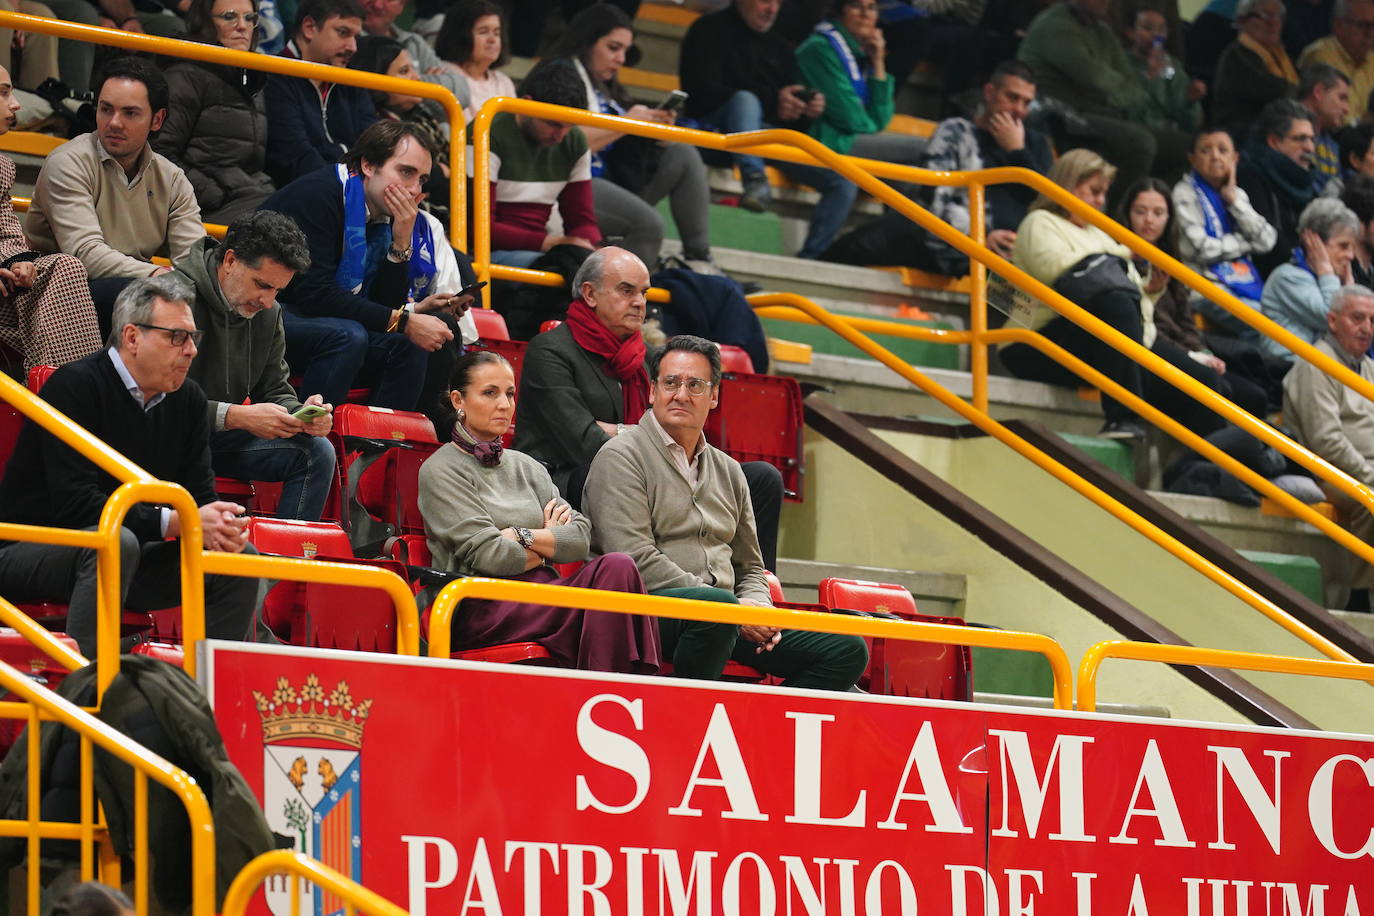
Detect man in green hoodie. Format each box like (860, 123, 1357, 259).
(174, 211, 337, 521)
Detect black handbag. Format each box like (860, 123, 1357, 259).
(603, 134, 663, 196)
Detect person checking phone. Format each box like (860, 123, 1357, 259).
(262, 120, 480, 438)
(1123, 8, 1204, 134)
(172, 211, 339, 522)
(680, 0, 857, 258)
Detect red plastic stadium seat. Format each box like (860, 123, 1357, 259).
(332, 405, 439, 540)
(25, 365, 54, 392)
(704, 371, 804, 501)
(538, 320, 563, 334)
(763, 570, 785, 604)
(470, 308, 511, 340)
(131, 640, 185, 666)
(717, 344, 756, 374)
(0, 628, 80, 755)
(817, 577, 971, 701)
(247, 518, 406, 652)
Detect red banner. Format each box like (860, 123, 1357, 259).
(204, 642, 1374, 915)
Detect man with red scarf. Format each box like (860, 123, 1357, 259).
(513, 247, 784, 570)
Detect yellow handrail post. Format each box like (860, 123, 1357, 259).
(426, 577, 1075, 709)
(1078, 640, 1374, 713)
(473, 100, 495, 308)
(223, 851, 409, 916)
(967, 181, 989, 414)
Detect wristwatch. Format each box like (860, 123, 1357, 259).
(616, 423, 626, 436)
(388, 244, 413, 261)
(514, 527, 534, 549)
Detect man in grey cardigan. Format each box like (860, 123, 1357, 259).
(1283, 285, 1374, 610)
(584, 335, 867, 689)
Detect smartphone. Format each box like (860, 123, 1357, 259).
(657, 89, 689, 113)
(292, 404, 329, 421)
(454, 280, 489, 299)
(795, 87, 818, 103)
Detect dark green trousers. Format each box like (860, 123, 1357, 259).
(652, 586, 868, 691)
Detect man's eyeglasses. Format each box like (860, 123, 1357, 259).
(214, 10, 260, 24)
(658, 375, 713, 396)
(136, 323, 204, 347)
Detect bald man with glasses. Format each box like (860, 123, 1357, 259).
(0, 275, 268, 656)
(583, 334, 868, 691)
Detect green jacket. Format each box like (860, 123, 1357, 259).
(795, 22, 894, 154)
(1017, 2, 1148, 119)
(1130, 52, 1202, 131)
(173, 235, 303, 431)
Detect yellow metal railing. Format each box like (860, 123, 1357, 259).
(0, 10, 467, 245)
(223, 851, 409, 916)
(0, 660, 215, 916)
(1078, 640, 1374, 713)
(426, 576, 1075, 709)
(0, 372, 421, 697)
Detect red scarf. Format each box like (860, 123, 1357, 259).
(565, 298, 649, 422)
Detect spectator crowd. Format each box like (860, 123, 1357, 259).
(2, 0, 1374, 666)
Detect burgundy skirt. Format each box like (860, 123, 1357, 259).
(445, 553, 662, 674)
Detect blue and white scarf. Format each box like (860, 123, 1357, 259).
(335, 164, 438, 303)
(814, 21, 869, 106)
(1190, 170, 1263, 301)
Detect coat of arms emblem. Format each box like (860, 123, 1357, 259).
(254, 674, 370, 916)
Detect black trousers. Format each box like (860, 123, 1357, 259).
(0, 526, 263, 657)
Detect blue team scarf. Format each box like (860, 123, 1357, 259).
(1190, 170, 1264, 301)
(1292, 243, 1315, 275)
(335, 164, 438, 301)
(814, 21, 869, 106)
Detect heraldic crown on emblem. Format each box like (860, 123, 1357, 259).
(253, 674, 372, 749)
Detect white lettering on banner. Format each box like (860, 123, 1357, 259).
(1127, 875, 1151, 915)
(989, 730, 1095, 841)
(721, 852, 776, 916)
(1343, 886, 1364, 916)
(622, 847, 648, 915)
(834, 859, 862, 916)
(400, 835, 458, 916)
(1072, 873, 1096, 916)
(653, 847, 715, 915)
(563, 844, 613, 916)
(1208, 746, 1290, 855)
(1261, 882, 1328, 916)
(576, 694, 650, 815)
(948, 864, 998, 916)
(1110, 740, 1196, 848)
(1006, 869, 1044, 916)
(459, 838, 501, 915)
(1308, 755, 1374, 860)
(786, 712, 867, 827)
(504, 841, 559, 914)
(876, 720, 972, 834)
(668, 704, 768, 821)
(779, 856, 829, 916)
(1183, 877, 1253, 916)
(864, 861, 918, 915)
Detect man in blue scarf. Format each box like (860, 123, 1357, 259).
(1239, 98, 1323, 277)
(263, 121, 478, 434)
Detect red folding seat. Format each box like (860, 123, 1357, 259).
(246, 517, 405, 651)
(538, 320, 563, 334)
(24, 365, 54, 392)
(817, 577, 972, 700)
(703, 370, 805, 501)
(0, 628, 80, 755)
(331, 405, 438, 546)
(717, 345, 755, 374)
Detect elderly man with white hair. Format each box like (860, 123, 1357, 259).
(1283, 283, 1374, 609)
(1260, 197, 1362, 362)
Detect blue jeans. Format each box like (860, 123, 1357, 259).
(491, 249, 543, 268)
(211, 429, 337, 522)
(280, 308, 428, 410)
(700, 90, 858, 258)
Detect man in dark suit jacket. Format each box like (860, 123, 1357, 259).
(513, 247, 783, 569)
(0, 276, 265, 656)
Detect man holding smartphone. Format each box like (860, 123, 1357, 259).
(173, 211, 338, 522)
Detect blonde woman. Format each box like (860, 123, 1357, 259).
(998, 149, 1158, 440)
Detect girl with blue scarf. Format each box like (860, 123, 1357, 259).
(795, 0, 923, 168)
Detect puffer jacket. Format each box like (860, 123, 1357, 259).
(154, 58, 275, 222)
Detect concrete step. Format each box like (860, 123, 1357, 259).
(974, 692, 1172, 718)
(1237, 549, 1324, 605)
(1329, 608, 1374, 639)
(1148, 490, 1342, 607)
